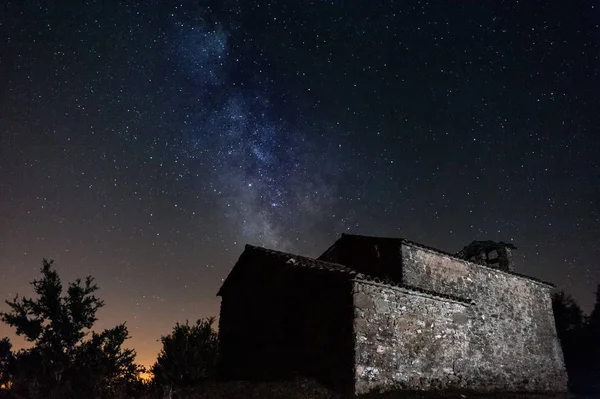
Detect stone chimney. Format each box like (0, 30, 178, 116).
(456, 240, 517, 272)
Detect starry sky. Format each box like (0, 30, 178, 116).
(1, 1, 599, 368)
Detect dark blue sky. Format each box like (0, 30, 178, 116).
(1, 0, 598, 367)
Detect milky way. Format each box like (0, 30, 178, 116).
(162, 5, 350, 250)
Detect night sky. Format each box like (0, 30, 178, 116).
(1, 1, 599, 368)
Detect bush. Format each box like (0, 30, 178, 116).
(151, 317, 219, 388)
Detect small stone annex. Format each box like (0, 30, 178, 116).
(216, 234, 568, 397)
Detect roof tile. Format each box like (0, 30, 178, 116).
(237, 244, 472, 304)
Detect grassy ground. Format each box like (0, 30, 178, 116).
(3, 377, 596, 399)
(139, 378, 593, 399)
(142, 377, 342, 399)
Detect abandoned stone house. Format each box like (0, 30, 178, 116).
(216, 234, 567, 396)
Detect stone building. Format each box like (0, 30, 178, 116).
(216, 234, 567, 396)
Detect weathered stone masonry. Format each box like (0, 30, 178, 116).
(217, 234, 568, 396)
(401, 243, 566, 393)
(353, 280, 470, 395)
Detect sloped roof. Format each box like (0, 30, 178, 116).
(332, 233, 555, 288)
(216, 244, 472, 304)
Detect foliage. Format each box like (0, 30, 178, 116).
(552, 286, 600, 394)
(0, 337, 14, 389)
(151, 317, 219, 388)
(552, 291, 585, 334)
(0, 259, 144, 399)
(588, 285, 600, 384)
(552, 291, 587, 369)
(589, 284, 600, 340)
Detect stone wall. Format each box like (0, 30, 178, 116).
(353, 280, 471, 395)
(401, 243, 567, 393)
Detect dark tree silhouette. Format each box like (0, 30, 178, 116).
(151, 317, 219, 388)
(0, 259, 144, 399)
(0, 337, 14, 389)
(552, 291, 587, 384)
(553, 291, 585, 335)
(589, 284, 600, 341)
(552, 287, 600, 394)
(587, 284, 600, 392)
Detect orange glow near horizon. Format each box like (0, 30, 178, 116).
(0, 257, 221, 378)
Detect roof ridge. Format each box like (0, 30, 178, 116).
(241, 244, 473, 304)
(353, 277, 473, 304)
(338, 234, 555, 288)
(244, 244, 357, 274)
(399, 239, 555, 288)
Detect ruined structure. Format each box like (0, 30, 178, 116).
(216, 234, 567, 396)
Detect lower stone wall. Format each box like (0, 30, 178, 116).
(353, 280, 471, 395)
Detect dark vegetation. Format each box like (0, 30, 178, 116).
(551, 286, 600, 394)
(150, 318, 219, 389)
(0, 260, 144, 399)
(0, 259, 598, 398)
